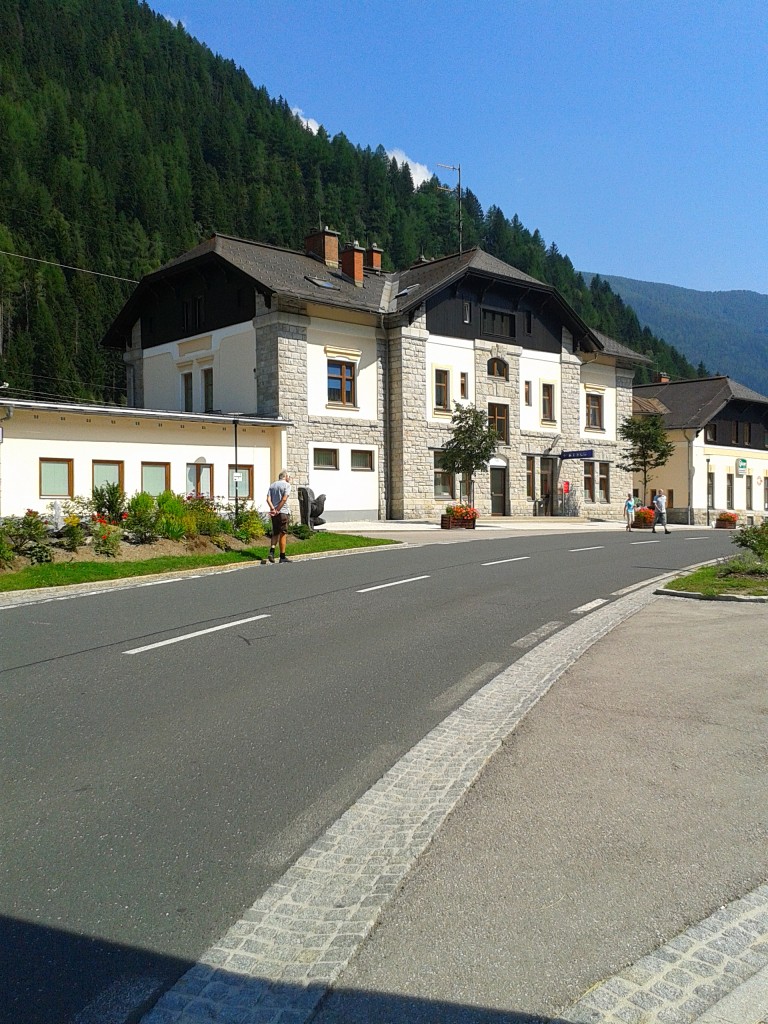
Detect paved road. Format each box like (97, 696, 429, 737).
(0, 525, 738, 1022)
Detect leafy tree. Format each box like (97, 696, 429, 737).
(439, 403, 500, 506)
(616, 415, 675, 505)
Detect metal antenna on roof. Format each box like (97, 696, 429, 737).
(437, 162, 463, 254)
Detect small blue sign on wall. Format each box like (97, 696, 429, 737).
(559, 449, 593, 460)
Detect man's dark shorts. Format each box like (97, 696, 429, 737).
(271, 512, 289, 536)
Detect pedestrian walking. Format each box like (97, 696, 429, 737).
(652, 489, 670, 534)
(266, 469, 292, 563)
(624, 492, 635, 531)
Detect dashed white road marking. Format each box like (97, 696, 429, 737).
(512, 621, 563, 649)
(572, 598, 609, 614)
(482, 555, 531, 566)
(123, 614, 270, 654)
(569, 545, 604, 552)
(357, 575, 430, 593)
(631, 540, 660, 545)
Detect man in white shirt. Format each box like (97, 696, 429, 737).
(652, 489, 670, 534)
(266, 469, 292, 562)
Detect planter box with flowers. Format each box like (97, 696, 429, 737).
(632, 507, 655, 529)
(715, 511, 739, 529)
(441, 504, 479, 529)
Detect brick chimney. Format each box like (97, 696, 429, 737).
(365, 244, 383, 272)
(341, 241, 365, 287)
(655, 372, 670, 384)
(305, 227, 339, 268)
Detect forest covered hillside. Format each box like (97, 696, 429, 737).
(583, 274, 768, 397)
(0, 0, 702, 404)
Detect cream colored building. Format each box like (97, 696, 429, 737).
(632, 377, 768, 525)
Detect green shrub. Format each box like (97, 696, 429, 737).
(157, 490, 187, 519)
(288, 522, 313, 540)
(29, 542, 54, 564)
(62, 519, 85, 551)
(125, 492, 160, 543)
(0, 531, 16, 567)
(92, 521, 122, 557)
(2, 511, 50, 554)
(181, 512, 198, 539)
(92, 482, 127, 525)
(157, 514, 186, 541)
(184, 496, 219, 536)
(233, 506, 267, 540)
(732, 521, 768, 561)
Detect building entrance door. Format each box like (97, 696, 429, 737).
(540, 457, 558, 516)
(490, 467, 507, 515)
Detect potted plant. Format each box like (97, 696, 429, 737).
(632, 506, 654, 529)
(441, 504, 480, 529)
(715, 511, 738, 529)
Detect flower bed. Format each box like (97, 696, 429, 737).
(441, 504, 479, 529)
(632, 507, 655, 529)
(715, 511, 738, 529)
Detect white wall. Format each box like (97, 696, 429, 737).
(307, 442, 379, 521)
(424, 333, 475, 422)
(306, 320, 379, 419)
(519, 351, 561, 433)
(580, 361, 618, 441)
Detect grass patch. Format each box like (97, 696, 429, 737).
(665, 558, 768, 597)
(0, 533, 397, 592)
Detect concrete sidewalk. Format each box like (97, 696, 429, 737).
(311, 595, 768, 1024)
(143, 587, 768, 1024)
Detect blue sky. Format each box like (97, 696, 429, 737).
(154, 0, 767, 295)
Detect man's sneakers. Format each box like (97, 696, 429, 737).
(267, 550, 275, 563)
(279, 555, 291, 563)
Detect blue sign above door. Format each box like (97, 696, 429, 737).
(559, 449, 594, 460)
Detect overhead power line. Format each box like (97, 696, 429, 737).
(0, 249, 139, 284)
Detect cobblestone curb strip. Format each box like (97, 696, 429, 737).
(657, 588, 768, 603)
(141, 586, 662, 1024)
(562, 882, 768, 1024)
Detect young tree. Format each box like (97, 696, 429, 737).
(616, 414, 675, 505)
(439, 403, 500, 506)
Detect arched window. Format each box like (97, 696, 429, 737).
(487, 357, 509, 380)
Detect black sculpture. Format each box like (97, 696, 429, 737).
(298, 486, 326, 529)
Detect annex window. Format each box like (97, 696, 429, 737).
(462, 301, 471, 324)
(731, 422, 738, 444)
(708, 470, 715, 509)
(434, 452, 454, 499)
(583, 461, 595, 503)
(40, 458, 74, 498)
(541, 383, 555, 422)
(460, 372, 469, 399)
(434, 368, 450, 412)
(765, 478, 768, 511)
(525, 310, 533, 334)
(481, 308, 515, 339)
(744, 422, 752, 446)
(705, 422, 716, 442)
(182, 372, 193, 412)
(202, 367, 214, 412)
(746, 475, 753, 510)
(92, 461, 124, 491)
(598, 462, 610, 502)
(228, 464, 253, 500)
(585, 392, 604, 430)
(351, 449, 374, 471)
(487, 357, 509, 380)
(142, 462, 170, 496)
(313, 448, 339, 470)
(726, 472, 734, 509)
(526, 456, 536, 499)
(327, 360, 356, 406)
(524, 381, 532, 406)
(488, 403, 509, 444)
(194, 294, 205, 330)
(182, 300, 190, 333)
(187, 463, 213, 498)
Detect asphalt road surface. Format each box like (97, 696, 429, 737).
(0, 528, 735, 1022)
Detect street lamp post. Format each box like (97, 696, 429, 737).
(706, 457, 710, 527)
(230, 414, 242, 528)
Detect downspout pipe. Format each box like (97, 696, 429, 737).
(683, 429, 695, 525)
(0, 405, 13, 519)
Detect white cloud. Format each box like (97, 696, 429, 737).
(386, 149, 432, 188)
(162, 13, 186, 28)
(292, 108, 321, 134)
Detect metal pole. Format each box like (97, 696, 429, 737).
(233, 417, 239, 528)
(706, 457, 710, 526)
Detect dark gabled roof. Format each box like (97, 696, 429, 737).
(102, 235, 645, 368)
(591, 329, 653, 366)
(151, 233, 390, 312)
(634, 376, 768, 430)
